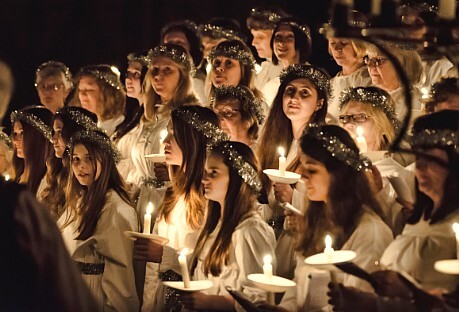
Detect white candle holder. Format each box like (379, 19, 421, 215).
(123, 231, 169, 245)
(263, 169, 301, 184)
(144, 153, 166, 163)
(163, 280, 213, 292)
(247, 273, 296, 293)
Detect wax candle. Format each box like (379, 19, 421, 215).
(4, 174, 10, 181)
(324, 235, 334, 256)
(439, 0, 457, 20)
(143, 202, 153, 234)
(278, 147, 287, 176)
(356, 126, 368, 153)
(159, 129, 167, 155)
(178, 248, 191, 288)
(263, 255, 273, 282)
(371, 0, 382, 16)
(453, 223, 459, 259)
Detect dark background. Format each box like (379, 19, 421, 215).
(0, 0, 374, 127)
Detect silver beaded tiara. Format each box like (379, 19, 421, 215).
(410, 128, 459, 153)
(199, 24, 242, 41)
(127, 52, 150, 67)
(279, 64, 332, 100)
(36, 60, 72, 83)
(148, 45, 196, 76)
(80, 67, 123, 90)
(10, 110, 52, 141)
(67, 130, 121, 163)
(249, 8, 283, 24)
(208, 43, 256, 69)
(55, 108, 100, 132)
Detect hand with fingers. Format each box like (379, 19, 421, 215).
(327, 282, 377, 312)
(273, 182, 293, 204)
(154, 162, 170, 182)
(133, 238, 163, 263)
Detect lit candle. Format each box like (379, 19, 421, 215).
(263, 255, 273, 282)
(453, 223, 459, 259)
(438, 0, 457, 20)
(143, 202, 153, 234)
(421, 87, 429, 100)
(278, 147, 287, 176)
(159, 129, 167, 155)
(356, 126, 368, 153)
(371, 0, 382, 16)
(4, 174, 10, 181)
(324, 235, 334, 257)
(178, 248, 191, 288)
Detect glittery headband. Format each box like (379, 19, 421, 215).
(148, 45, 196, 76)
(68, 130, 121, 163)
(277, 20, 311, 39)
(208, 44, 256, 69)
(10, 110, 52, 141)
(79, 68, 122, 90)
(410, 128, 459, 153)
(0, 131, 12, 149)
(339, 87, 401, 132)
(217, 141, 262, 192)
(173, 108, 229, 146)
(279, 64, 332, 100)
(210, 85, 265, 124)
(127, 52, 150, 67)
(199, 24, 242, 41)
(249, 8, 283, 24)
(161, 19, 199, 38)
(307, 124, 372, 172)
(36, 60, 72, 83)
(55, 108, 100, 132)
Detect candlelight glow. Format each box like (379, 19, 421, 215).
(4, 174, 10, 181)
(278, 147, 285, 157)
(146, 202, 154, 214)
(110, 66, 121, 77)
(453, 223, 459, 234)
(263, 255, 272, 265)
(356, 126, 364, 137)
(325, 235, 332, 249)
(180, 248, 190, 257)
(160, 129, 168, 141)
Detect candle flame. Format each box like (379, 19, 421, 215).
(278, 146, 285, 157)
(356, 126, 364, 138)
(453, 223, 459, 234)
(4, 174, 10, 181)
(325, 235, 332, 249)
(263, 255, 272, 265)
(180, 248, 190, 257)
(146, 202, 154, 214)
(160, 129, 168, 141)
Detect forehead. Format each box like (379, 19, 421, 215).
(78, 76, 98, 86)
(151, 57, 179, 67)
(299, 152, 322, 165)
(342, 101, 368, 112)
(214, 98, 241, 109)
(206, 152, 226, 168)
(286, 78, 316, 89)
(37, 73, 65, 83)
(53, 118, 64, 127)
(13, 121, 23, 129)
(73, 143, 89, 154)
(128, 61, 143, 71)
(251, 29, 272, 37)
(164, 31, 188, 42)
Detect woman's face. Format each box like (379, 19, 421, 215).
(71, 143, 102, 186)
(211, 56, 242, 87)
(150, 57, 181, 102)
(163, 31, 191, 52)
(213, 99, 247, 141)
(299, 152, 331, 202)
(202, 153, 229, 205)
(366, 52, 399, 91)
(36, 73, 69, 114)
(78, 76, 102, 117)
(251, 29, 273, 59)
(201, 36, 224, 59)
(415, 148, 449, 203)
(125, 61, 143, 99)
(340, 101, 377, 150)
(328, 37, 359, 68)
(12, 121, 24, 159)
(163, 120, 183, 166)
(51, 119, 66, 158)
(282, 78, 322, 123)
(273, 25, 297, 63)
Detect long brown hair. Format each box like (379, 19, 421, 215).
(192, 142, 260, 276)
(296, 125, 384, 257)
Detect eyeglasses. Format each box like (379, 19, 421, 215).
(339, 113, 371, 124)
(363, 56, 388, 67)
(125, 71, 142, 80)
(34, 83, 64, 91)
(214, 108, 240, 119)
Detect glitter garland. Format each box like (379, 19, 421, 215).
(198, 24, 242, 41)
(55, 107, 100, 132)
(80, 68, 122, 90)
(208, 44, 256, 69)
(36, 60, 72, 83)
(172, 107, 229, 146)
(210, 85, 265, 125)
(127, 52, 150, 67)
(0, 131, 12, 149)
(67, 130, 121, 163)
(277, 20, 311, 39)
(217, 142, 262, 192)
(161, 19, 199, 38)
(410, 128, 459, 152)
(307, 124, 372, 172)
(10, 110, 52, 141)
(148, 45, 196, 76)
(339, 87, 401, 132)
(279, 64, 332, 100)
(249, 8, 283, 24)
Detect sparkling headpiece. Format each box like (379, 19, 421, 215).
(199, 24, 242, 41)
(307, 124, 372, 172)
(161, 19, 199, 38)
(217, 141, 262, 192)
(55, 107, 100, 132)
(410, 129, 459, 153)
(210, 85, 265, 124)
(249, 8, 283, 25)
(36, 60, 72, 83)
(0, 130, 12, 150)
(277, 20, 311, 39)
(208, 42, 256, 69)
(339, 87, 401, 132)
(10, 110, 52, 141)
(68, 130, 121, 163)
(78, 66, 123, 90)
(173, 107, 229, 146)
(127, 51, 150, 67)
(148, 45, 196, 76)
(280, 64, 332, 100)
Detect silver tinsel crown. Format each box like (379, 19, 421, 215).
(410, 128, 459, 153)
(127, 52, 151, 67)
(199, 24, 242, 41)
(148, 45, 196, 76)
(339, 87, 401, 132)
(210, 85, 265, 125)
(277, 20, 311, 39)
(80, 67, 122, 90)
(36, 60, 72, 83)
(307, 124, 372, 172)
(10, 110, 52, 141)
(218, 141, 262, 192)
(173, 107, 229, 146)
(279, 64, 332, 100)
(249, 8, 283, 24)
(208, 42, 256, 69)
(55, 108, 101, 132)
(68, 130, 121, 163)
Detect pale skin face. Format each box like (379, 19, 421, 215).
(71, 144, 102, 186)
(36, 73, 70, 114)
(163, 31, 191, 52)
(12, 121, 24, 159)
(201, 36, 224, 59)
(366, 51, 400, 91)
(328, 37, 361, 75)
(211, 56, 242, 87)
(125, 61, 143, 101)
(251, 29, 273, 59)
(299, 152, 331, 202)
(150, 57, 181, 102)
(340, 101, 378, 151)
(51, 119, 66, 158)
(214, 99, 249, 144)
(273, 25, 298, 67)
(202, 153, 230, 206)
(78, 76, 103, 117)
(163, 120, 183, 167)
